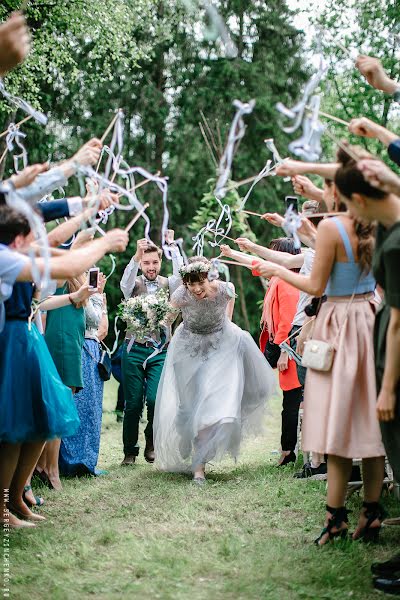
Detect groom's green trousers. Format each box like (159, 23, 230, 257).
(121, 341, 167, 456)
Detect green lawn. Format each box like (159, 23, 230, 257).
(4, 378, 400, 599)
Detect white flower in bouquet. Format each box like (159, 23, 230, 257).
(118, 289, 175, 340)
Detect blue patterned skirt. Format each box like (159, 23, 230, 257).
(0, 321, 79, 443)
(59, 339, 104, 476)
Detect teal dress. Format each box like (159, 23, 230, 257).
(0, 282, 79, 442)
(45, 286, 85, 390)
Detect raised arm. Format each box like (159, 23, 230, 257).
(275, 159, 339, 179)
(252, 218, 337, 295)
(120, 238, 147, 299)
(17, 229, 128, 281)
(348, 117, 398, 147)
(234, 238, 305, 269)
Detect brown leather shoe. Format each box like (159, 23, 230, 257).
(121, 455, 136, 466)
(144, 440, 155, 463)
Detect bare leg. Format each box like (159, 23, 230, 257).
(352, 456, 385, 539)
(193, 464, 205, 479)
(326, 455, 353, 506)
(317, 454, 352, 545)
(9, 442, 46, 522)
(45, 439, 62, 491)
(193, 428, 210, 481)
(0, 443, 35, 529)
(36, 443, 47, 473)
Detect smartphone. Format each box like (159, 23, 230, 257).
(284, 196, 299, 214)
(88, 267, 100, 291)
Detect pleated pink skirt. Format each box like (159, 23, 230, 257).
(302, 294, 385, 459)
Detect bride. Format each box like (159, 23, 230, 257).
(154, 256, 276, 483)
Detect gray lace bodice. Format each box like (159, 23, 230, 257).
(84, 294, 104, 338)
(171, 282, 233, 335)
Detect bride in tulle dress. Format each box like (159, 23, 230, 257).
(154, 257, 276, 483)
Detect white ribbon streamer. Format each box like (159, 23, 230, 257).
(214, 99, 256, 199)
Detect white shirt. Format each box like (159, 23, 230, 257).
(120, 245, 183, 300)
(291, 248, 315, 327)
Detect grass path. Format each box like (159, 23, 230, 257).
(5, 379, 400, 599)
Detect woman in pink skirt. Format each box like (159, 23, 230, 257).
(254, 150, 386, 545)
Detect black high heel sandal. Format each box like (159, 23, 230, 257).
(352, 501, 387, 543)
(314, 505, 349, 546)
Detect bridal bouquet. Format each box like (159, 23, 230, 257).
(118, 289, 176, 340)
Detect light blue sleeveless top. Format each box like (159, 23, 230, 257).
(325, 217, 376, 297)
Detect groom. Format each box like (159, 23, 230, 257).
(119, 236, 182, 466)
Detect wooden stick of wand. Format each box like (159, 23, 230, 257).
(100, 110, 121, 144)
(95, 110, 122, 173)
(0, 146, 8, 167)
(217, 258, 252, 269)
(324, 128, 361, 162)
(0, 115, 33, 139)
(125, 203, 150, 233)
(241, 209, 264, 217)
(117, 171, 161, 198)
(217, 234, 236, 243)
(319, 110, 350, 127)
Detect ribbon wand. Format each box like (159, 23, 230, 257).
(125, 202, 150, 232)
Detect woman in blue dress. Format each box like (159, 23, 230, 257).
(59, 278, 108, 476)
(0, 210, 82, 528)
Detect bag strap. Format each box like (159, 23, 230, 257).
(279, 317, 315, 346)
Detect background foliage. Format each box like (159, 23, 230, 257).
(0, 0, 398, 337)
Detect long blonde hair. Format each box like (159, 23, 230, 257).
(67, 274, 88, 309)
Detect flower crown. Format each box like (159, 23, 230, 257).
(179, 261, 211, 278)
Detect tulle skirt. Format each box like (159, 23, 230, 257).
(0, 320, 80, 443)
(154, 321, 276, 472)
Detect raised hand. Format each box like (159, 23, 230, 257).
(104, 229, 129, 253)
(251, 259, 277, 279)
(298, 216, 317, 239)
(73, 283, 97, 304)
(72, 138, 102, 167)
(134, 238, 150, 262)
(275, 159, 307, 177)
(98, 189, 119, 211)
(98, 272, 107, 294)
(71, 229, 95, 249)
(292, 175, 323, 202)
(261, 212, 284, 227)
(10, 163, 49, 189)
(357, 159, 400, 195)
(220, 244, 234, 257)
(0, 12, 30, 76)
(355, 55, 398, 94)
(234, 237, 254, 252)
(348, 117, 381, 139)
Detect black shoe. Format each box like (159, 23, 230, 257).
(314, 505, 349, 546)
(116, 413, 123, 423)
(352, 501, 386, 543)
(373, 577, 400, 595)
(144, 439, 155, 464)
(294, 462, 327, 480)
(276, 451, 296, 467)
(372, 554, 400, 578)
